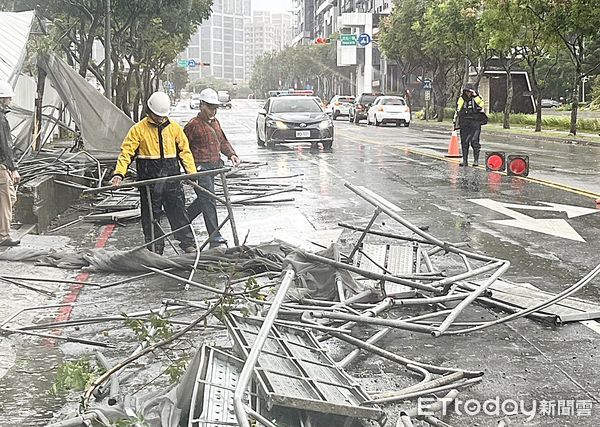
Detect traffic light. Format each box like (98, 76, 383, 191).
(485, 151, 506, 172)
(506, 154, 529, 177)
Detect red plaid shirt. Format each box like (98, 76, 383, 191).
(184, 112, 236, 165)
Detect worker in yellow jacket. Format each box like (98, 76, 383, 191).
(110, 91, 197, 254)
(453, 83, 487, 167)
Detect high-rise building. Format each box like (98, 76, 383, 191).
(181, 0, 251, 83)
(246, 11, 293, 76)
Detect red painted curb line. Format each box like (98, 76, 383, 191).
(47, 224, 116, 342)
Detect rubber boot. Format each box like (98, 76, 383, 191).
(472, 149, 480, 167)
(459, 152, 469, 167)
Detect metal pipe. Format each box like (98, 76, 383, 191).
(220, 171, 240, 246)
(348, 208, 381, 260)
(82, 168, 230, 195)
(0, 274, 103, 288)
(338, 221, 432, 245)
(328, 329, 483, 377)
(234, 269, 295, 427)
(393, 294, 468, 306)
(184, 179, 227, 205)
(0, 276, 54, 295)
(446, 263, 600, 334)
(432, 261, 509, 337)
(373, 377, 481, 404)
(338, 327, 390, 368)
(428, 261, 504, 291)
(246, 405, 278, 427)
(145, 186, 155, 253)
(310, 311, 433, 334)
(371, 372, 464, 402)
(95, 351, 120, 405)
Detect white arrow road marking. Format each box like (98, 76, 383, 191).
(491, 218, 586, 242)
(537, 202, 600, 219)
(469, 199, 595, 242)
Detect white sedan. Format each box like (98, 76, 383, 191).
(326, 95, 355, 120)
(367, 96, 411, 127)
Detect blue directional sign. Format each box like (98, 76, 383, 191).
(422, 78, 433, 90)
(357, 33, 372, 47)
(187, 59, 197, 68)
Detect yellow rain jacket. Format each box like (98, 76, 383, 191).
(114, 117, 196, 180)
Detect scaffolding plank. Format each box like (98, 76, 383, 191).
(189, 346, 249, 427)
(480, 279, 600, 324)
(386, 245, 415, 297)
(226, 314, 384, 422)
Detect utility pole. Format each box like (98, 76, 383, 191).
(104, 0, 112, 101)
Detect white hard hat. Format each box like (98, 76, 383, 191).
(0, 80, 15, 98)
(147, 91, 171, 116)
(199, 88, 220, 105)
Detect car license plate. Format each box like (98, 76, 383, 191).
(296, 130, 310, 138)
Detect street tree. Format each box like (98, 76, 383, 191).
(527, 0, 600, 134)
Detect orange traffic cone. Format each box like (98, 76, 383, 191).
(445, 130, 462, 158)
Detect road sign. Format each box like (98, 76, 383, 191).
(357, 33, 372, 47)
(177, 59, 188, 67)
(422, 78, 432, 90)
(187, 59, 197, 67)
(340, 34, 357, 46)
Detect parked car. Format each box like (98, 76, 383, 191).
(367, 96, 411, 127)
(541, 99, 561, 108)
(218, 90, 232, 109)
(256, 96, 334, 149)
(349, 93, 382, 124)
(189, 95, 201, 109)
(326, 95, 355, 120)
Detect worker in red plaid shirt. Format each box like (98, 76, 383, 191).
(184, 88, 241, 248)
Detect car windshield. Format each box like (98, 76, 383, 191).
(381, 98, 405, 106)
(360, 95, 378, 104)
(270, 98, 322, 113)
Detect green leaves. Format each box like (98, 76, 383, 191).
(50, 358, 101, 396)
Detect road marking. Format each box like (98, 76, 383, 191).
(581, 320, 600, 335)
(469, 199, 595, 242)
(335, 128, 600, 200)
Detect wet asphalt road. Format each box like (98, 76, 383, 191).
(1, 99, 599, 426)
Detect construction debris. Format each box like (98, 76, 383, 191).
(5, 183, 600, 426)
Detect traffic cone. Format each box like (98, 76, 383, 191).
(445, 130, 462, 158)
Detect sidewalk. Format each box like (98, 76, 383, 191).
(410, 118, 600, 147)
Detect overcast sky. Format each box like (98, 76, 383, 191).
(252, 0, 293, 12)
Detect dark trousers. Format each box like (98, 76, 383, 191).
(186, 162, 223, 241)
(459, 120, 482, 161)
(139, 180, 194, 253)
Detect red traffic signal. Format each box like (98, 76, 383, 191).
(315, 37, 330, 44)
(485, 151, 506, 172)
(506, 154, 529, 177)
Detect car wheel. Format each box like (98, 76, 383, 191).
(333, 111, 338, 120)
(323, 141, 333, 150)
(375, 115, 381, 126)
(256, 125, 265, 146)
(353, 114, 360, 124)
(266, 138, 275, 149)
(404, 121, 410, 127)
(349, 113, 353, 123)
(396, 121, 402, 127)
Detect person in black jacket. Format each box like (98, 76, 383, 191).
(0, 80, 20, 246)
(453, 83, 486, 167)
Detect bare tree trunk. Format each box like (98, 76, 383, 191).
(535, 86, 543, 132)
(570, 71, 580, 135)
(503, 70, 513, 129)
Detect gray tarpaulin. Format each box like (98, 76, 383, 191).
(38, 52, 134, 154)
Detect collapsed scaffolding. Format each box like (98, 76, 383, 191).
(3, 182, 600, 426)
